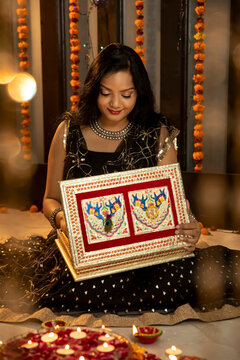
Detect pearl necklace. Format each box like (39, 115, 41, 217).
(90, 119, 134, 140)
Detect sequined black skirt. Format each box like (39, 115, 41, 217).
(0, 232, 239, 315)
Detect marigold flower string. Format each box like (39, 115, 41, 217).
(134, 1, 146, 64)
(16, 0, 32, 160)
(69, 0, 81, 111)
(192, 0, 206, 173)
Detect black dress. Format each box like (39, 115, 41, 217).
(0, 120, 239, 315)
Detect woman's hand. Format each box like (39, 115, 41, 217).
(175, 200, 201, 252)
(175, 221, 201, 252)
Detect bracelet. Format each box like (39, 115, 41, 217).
(49, 207, 63, 230)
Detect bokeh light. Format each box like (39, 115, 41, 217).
(0, 52, 17, 84)
(7, 72, 37, 102)
(0, 132, 21, 161)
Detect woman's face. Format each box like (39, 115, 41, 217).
(97, 70, 137, 126)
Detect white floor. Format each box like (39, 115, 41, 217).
(1, 318, 240, 359)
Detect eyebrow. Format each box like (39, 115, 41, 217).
(100, 84, 135, 92)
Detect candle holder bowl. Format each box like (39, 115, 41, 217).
(41, 319, 68, 330)
(133, 326, 162, 344)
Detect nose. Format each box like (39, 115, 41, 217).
(110, 95, 121, 108)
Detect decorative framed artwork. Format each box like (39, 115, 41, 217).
(56, 163, 194, 281)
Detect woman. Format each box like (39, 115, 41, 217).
(1, 44, 238, 315)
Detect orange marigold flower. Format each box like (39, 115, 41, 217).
(71, 44, 82, 53)
(70, 53, 80, 64)
(194, 124, 203, 131)
(193, 74, 206, 84)
(195, 23, 206, 32)
(193, 151, 204, 161)
(30, 205, 38, 213)
(21, 136, 31, 144)
(70, 79, 81, 89)
(135, 47, 146, 55)
(69, 5, 80, 12)
(193, 104, 205, 112)
(135, 19, 145, 27)
(194, 130, 204, 138)
(136, 10, 143, 16)
(20, 128, 30, 136)
(18, 17, 27, 25)
(140, 56, 146, 64)
(194, 84, 204, 93)
(16, 8, 28, 17)
(18, 41, 29, 49)
(194, 142, 203, 150)
(194, 41, 206, 51)
(194, 53, 205, 61)
(17, 0, 27, 5)
(69, 0, 78, 4)
(69, 28, 79, 36)
(71, 71, 79, 80)
(195, 113, 204, 121)
(201, 227, 209, 235)
(193, 94, 204, 103)
(21, 118, 32, 126)
(23, 153, 32, 160)
(136, 35, 144, 43)
(70, 95, 80, 104)
(194, 163, 203, 173)
(69, 12, 79, 21)
(70, 38, 80, 46)
(22, 144, 32, 151)
(195, 6, 206, 16)
(195, 63, 204, 72)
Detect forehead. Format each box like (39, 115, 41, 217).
(100, 70, 135, 89)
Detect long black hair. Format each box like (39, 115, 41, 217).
(75, 43, 160, 127)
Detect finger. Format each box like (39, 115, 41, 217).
(183, 245, 196, 252)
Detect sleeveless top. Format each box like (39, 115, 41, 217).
(63, 117, 179, 180)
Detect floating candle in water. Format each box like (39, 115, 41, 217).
(56, 344, 74, 356)
(21, 340, 38, 349)
(41, 332, 58, 343)
(70, 327, 87, 339)
(98, 333, 115, 342)
(165, 345, 183, 356)
(97, 342, 115, 352)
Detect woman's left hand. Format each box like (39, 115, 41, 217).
(175, 200, 201, 252)
(175, 221, 201, 252)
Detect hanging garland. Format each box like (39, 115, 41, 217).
(16, 0, 32, 160)
(134, 1, 146, 64)
(69, 0, 81, 111)
(192, 0, 206, 173)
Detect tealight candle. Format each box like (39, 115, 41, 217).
(97, 342, 115, 352)
(56, 344, 74, 356)
(165, 345, 183, 356)
(169, 356, 178, 360)
(98, 333, 115, 342)
(21, 340, 38, 349)
(70, 327, 87, 339)
(41, 332, 58, 343)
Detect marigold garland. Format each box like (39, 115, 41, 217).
(16, 0, 32, 160)
(134, 1, 146, 64)
(69, 0, 81, 111)
(192, 0, 206, 173)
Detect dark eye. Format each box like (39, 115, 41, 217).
(122, 94, 131, 99)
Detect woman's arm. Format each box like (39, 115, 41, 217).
(157, 125, 201, 251)
(42, 121, 67, 233)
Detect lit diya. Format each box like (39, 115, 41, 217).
(41, 319, 68, 330)
(132, 325, 162, 344)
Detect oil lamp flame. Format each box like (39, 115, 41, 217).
(132, 325, 138, 335)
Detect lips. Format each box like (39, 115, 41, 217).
(108, 108, 122, 115)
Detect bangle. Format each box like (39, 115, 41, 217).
(49, 207, 63, 230)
